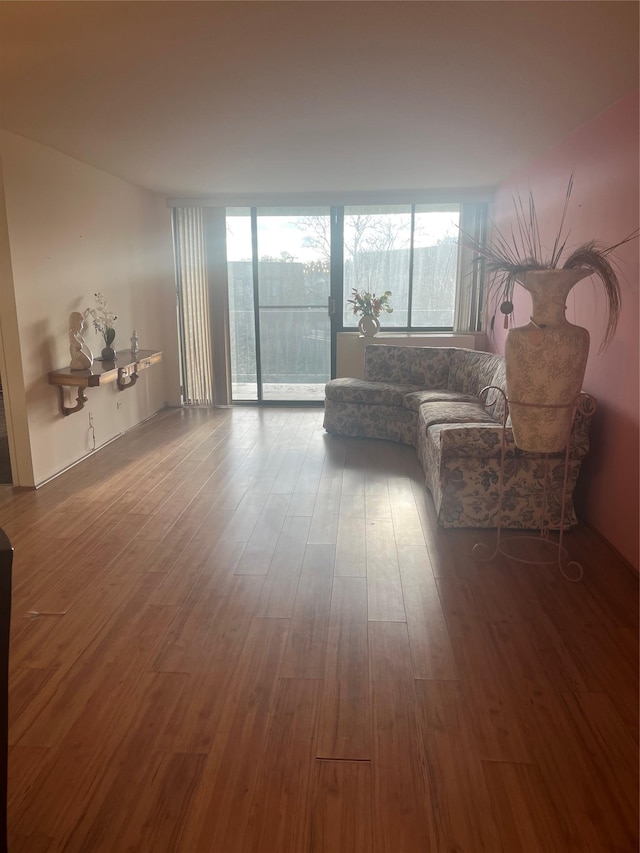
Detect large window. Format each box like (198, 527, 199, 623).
(173, 198, 485, 405)
(223, 200, 485, 401)
(342, 204, 460, 329)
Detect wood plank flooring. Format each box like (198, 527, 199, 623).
(2, 406, 638, 852)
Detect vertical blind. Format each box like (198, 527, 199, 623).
(173, 207, 214, 405)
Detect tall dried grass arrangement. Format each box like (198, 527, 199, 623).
(464, 176, 638, 351)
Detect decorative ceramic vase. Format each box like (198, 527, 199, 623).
(101, 345, 117, 361)
(358, 314, 380, 337)
(505, 269, 590, 453)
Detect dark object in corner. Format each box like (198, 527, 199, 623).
(0, 529, 12, 853)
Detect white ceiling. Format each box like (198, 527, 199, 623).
(1, 1, 638, 198)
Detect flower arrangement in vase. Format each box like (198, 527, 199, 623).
(463, 176, 638, 452)
(87, 292, 118, 360)
(347, 288, 393, 337)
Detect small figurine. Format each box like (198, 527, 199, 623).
(131, 330, 140, 357)
(69, 311, 93, 370)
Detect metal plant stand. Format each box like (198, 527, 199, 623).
(472, 387, 596, 582)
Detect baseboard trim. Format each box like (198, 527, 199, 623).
(33, 406, 169, 489)
(578, 516, 639, 576)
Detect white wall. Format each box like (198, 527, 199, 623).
(0, 131, 180, 486)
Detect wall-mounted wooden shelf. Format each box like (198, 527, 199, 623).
(48, 349, 162, 416)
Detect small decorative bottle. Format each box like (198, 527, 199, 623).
(131, 330, 139, 357)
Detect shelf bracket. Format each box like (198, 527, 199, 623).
(58, 386, 88, 417)
(117, 369, 138, 391)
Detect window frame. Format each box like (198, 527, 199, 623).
(206, 196, 493, 336)
(339, 201, 469, 333)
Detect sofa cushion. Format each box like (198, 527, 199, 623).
(403, 389, 479, 412)
(418, 401, 498, 431)
(448, 349, 505, 398)
(325, 377, 422, 407)
(364, 345, 452, 387)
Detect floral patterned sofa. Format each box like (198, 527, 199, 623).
(323, 345, 595, 529)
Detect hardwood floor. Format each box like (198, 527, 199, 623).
(2, 406, 638, 852)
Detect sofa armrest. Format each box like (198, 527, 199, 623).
(436, 424, 513, 459)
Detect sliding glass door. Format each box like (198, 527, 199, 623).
(175, 200, 478, 407)
(224, 201, 477, 404)
(227, 208, 333, 402)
